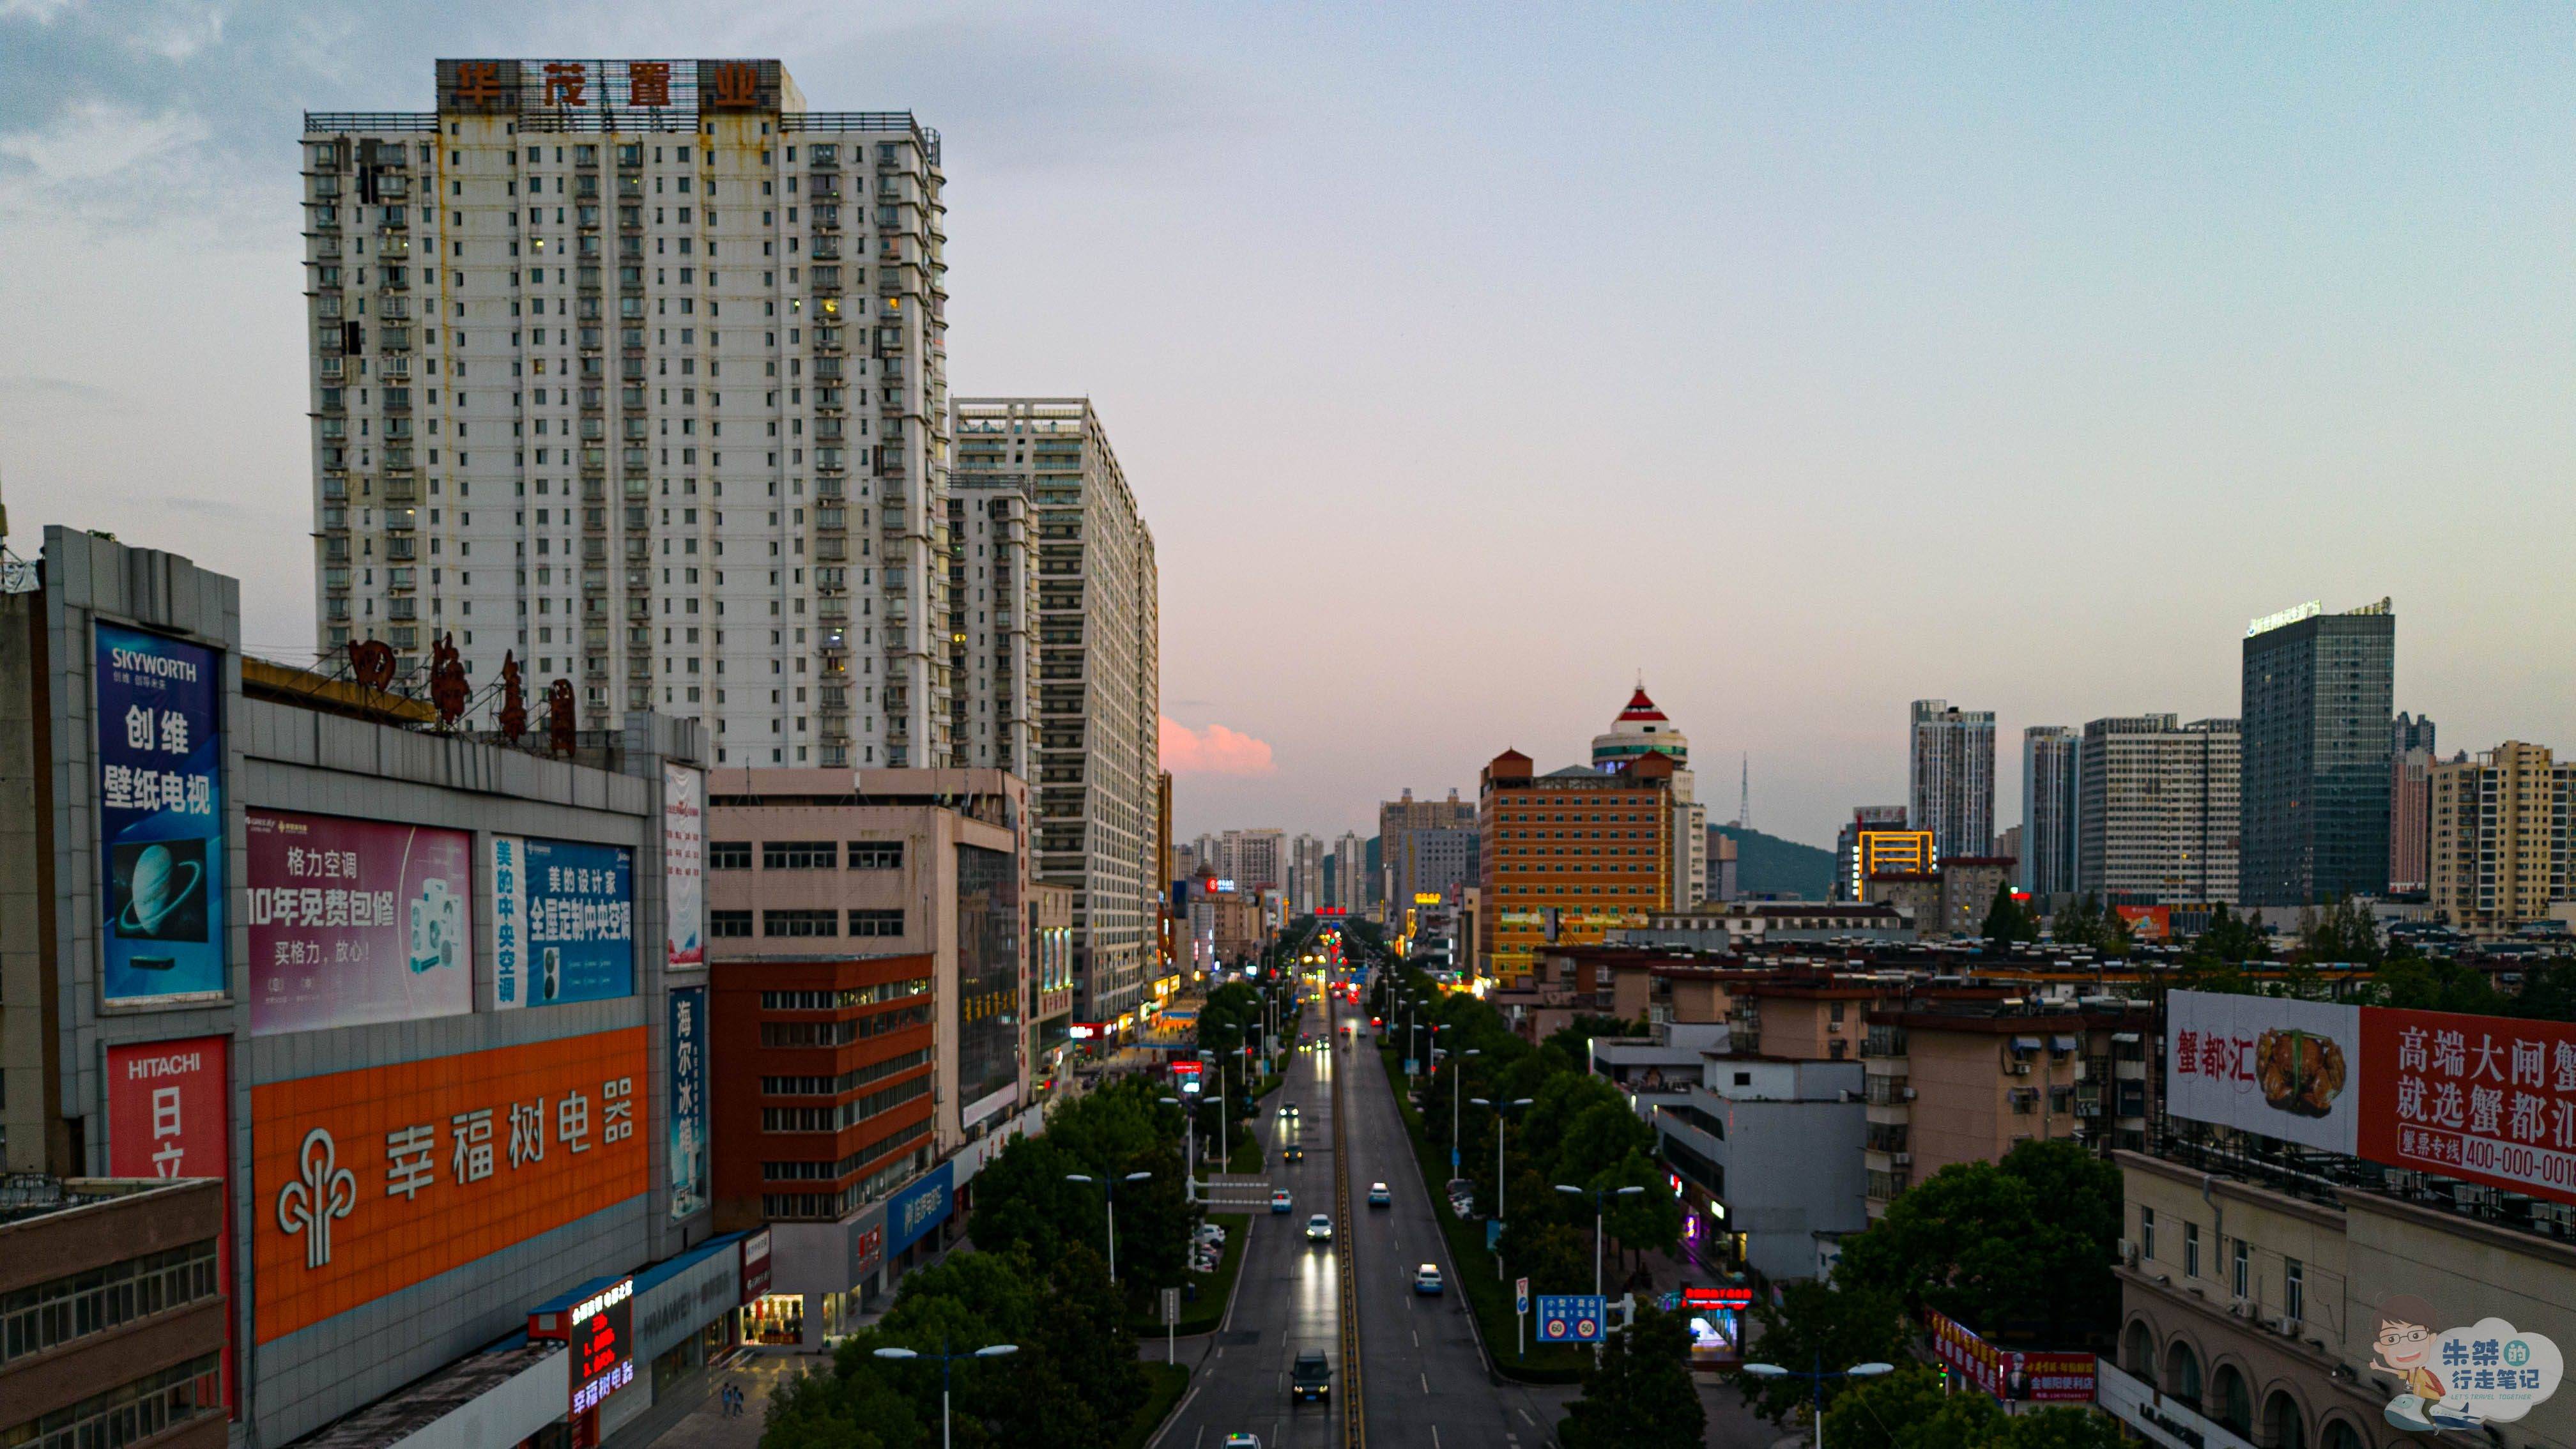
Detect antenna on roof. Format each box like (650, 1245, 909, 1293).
(1738, 753, 1750, 830)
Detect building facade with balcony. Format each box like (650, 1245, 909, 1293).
(949, 398, 1159, 1031)
(1859, 1002, 2150, 1218)
(2426, 742, 2573, 934)
(305, 59, 954, 771)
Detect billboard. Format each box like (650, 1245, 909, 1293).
(247, 811, 475, 1035)
(105, 1036, 234, 1411)
(664, 763, 704, 969)
(668, 985, 709, 1221)
(1925, 1309, 2094, 1402)
(2168, 992, 2576, 1208)
(2166, 991, 2361, 1155)
(886, 1161, 953, 1258)
(2115, 905, 2172, 942)
(491, 835, 635, 1009)
(96, 622, 226, 1004)
(250, 1027, 650, 1343)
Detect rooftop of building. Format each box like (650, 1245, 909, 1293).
(0, 1174, 204, 1228)
(288, 1339, 564, 1449)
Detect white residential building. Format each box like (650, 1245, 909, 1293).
(1289, 832, 1324, 917)
(305, 59, 952, 768)
(2076, 714, 2241, 904)
(950, 397, 1158, 1025)
(1909, 699, 1995, 864)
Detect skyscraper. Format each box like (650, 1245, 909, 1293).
(305, 60, 951, 765)
(2074, 715, 2240, 905)
(1331, 830, 1367, 910)
(950, 398, 1160, 1022)
(1591, 683, 1705, 905)
(1290, 832, 1325, 916)
(1909, 700, 1995, 865)
(2389, 712, 2438, 894)
(2020, 726, 2080, 899)
(2239, 599, 2396, 905)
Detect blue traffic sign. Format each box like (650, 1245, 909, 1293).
(1535, 1294, 1606, 1343)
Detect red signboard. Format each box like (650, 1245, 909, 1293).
(1681, 1285, 1755, 1310)
(1170, 1059, 1202, 1077)
(740, 1229, 772, 1303)
(2359, 1008, 2576, 1206)
(106, 1036, 234, 1414)
(1926, 1308, 2095, 1404)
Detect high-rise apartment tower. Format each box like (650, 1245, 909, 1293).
(2074, 715, 2240, 905)
(1908, 700, 1995, 865)
(305, 59, 953, 766)
(950, 397, 1159, 1023)
(2021, 725, 2080, 899)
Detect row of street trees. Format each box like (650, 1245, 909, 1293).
(762, 1079, 1198, 1449)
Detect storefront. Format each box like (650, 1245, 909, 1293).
(1668, 1284, 1752, 1365)
(758, 1200, 885, 1351)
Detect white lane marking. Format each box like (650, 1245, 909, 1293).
(1421, 1371, 1431, 1394)
(1519, 1407, 1537, 1425)
(1411, 1329, 1418, 1346)
(1433, 1429, 1443, 1449)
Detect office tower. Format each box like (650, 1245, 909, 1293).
(1331, 830, 1367, 910)
(950, 399, 1159, 1022)
(2390, 713, 2438, 894)
(2074, 715, 2241, 905)
(2239, 599, 2395, 905)
(1389, 825, 1479, 910)
(1908, 700, 1995, 864)
(1290, 832, 1325, 915)
(2020, 725, 2080, 898)
(304, 60, 951, 767)
(1836, 806, 1909, 901)
(1590, 683, 1705, 905)
(1216, 828, 1287, 891)
(2428, 743, 2572, 932)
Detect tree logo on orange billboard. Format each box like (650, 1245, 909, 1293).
(275, 1129, 356, 1269)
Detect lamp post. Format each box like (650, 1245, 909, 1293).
(1554, 1183, 1646, 1310)
(1470, 1095, 1533, 1227)
(1740, 1357, 1892, 1449)
(1451, 1048, 1482, 1174)
(1158, 1095, 1194, 1201)
(1065, 1169, 1154, 1282)
(873, 1338, 1021, 1449)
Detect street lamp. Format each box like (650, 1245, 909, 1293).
(1450, 1048, 1482, 1174)
(1470, 1096, 1533, 1229)
(1554, 1183, 1646, 1307)
(1740, 1358, 1892, 1449)
(874, 1338, 1022, 1449)
(1065, 1169, 1155, 1282)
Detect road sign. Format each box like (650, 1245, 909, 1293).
(1536, 1294, 1606, 1343)
(1161, 1286, 1181, 1326)
(1514, 1277, 1529, 1315)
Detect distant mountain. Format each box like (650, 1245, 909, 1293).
(1712, 824, 1836, 901)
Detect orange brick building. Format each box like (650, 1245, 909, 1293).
(1478, 749, 1682, 983)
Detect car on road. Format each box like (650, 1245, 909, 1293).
(1271, 1189, 1294, 1214)
(1279, 1102, 1300, 1121)
(1223, 1436, 1262, 1449)
(1290, 1352, 1332, 1402)
(1305, 1213, 1333, 1243)
(1414, 1263, 1444, 1295)
(1282, 1142, 1304, 1163)
(1367, 1182, 1391, 1208)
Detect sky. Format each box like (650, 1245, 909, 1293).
(4, 2, 2571, 848)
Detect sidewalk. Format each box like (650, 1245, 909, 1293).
(647, 1351, 829, 1449)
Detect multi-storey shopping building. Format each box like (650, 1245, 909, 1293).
(304, 59, 954, 770)
(949, 398, 1159, 1031)
(2075, 714, 2241, 905)
(1476, 751, 1682, 983)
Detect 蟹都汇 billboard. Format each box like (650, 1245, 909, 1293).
(247, 811, 474, 1034)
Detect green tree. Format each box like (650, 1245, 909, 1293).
(1820, 1365, 1986, 1449)
(1560, 1307, 1705, 1449)
(2369, 956, 2506, 1015)
(1734, 1280, 1909, 1425)
(2510, 962, 2576, 1023)
(1998, 1406, 2130, 1449)
(1982, 883, 2035, 947)
(762, 1357, 922, 1449)
(1832, 1140, 2120, 1342)
(2050, 894, 2101, 950)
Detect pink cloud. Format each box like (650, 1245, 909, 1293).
(1160, 716, 1276, 776)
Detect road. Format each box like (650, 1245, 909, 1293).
(1158, 994, 1574, 1449)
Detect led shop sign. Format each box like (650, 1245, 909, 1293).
(532, 1277, 636, 1416)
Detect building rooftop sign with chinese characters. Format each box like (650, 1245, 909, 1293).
(2168, 990, 2576, 1209)
(435, 59, 782, 118)
(251, 1027, 650, 1344)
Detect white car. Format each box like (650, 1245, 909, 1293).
(1305, 1213, 1334, 1243)
(1195, 1223, 1228, 1245)
(1414, 1263, 1444, 1295)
